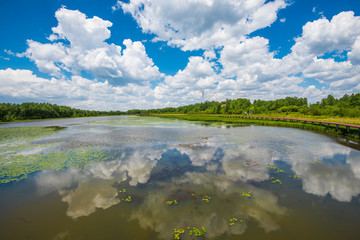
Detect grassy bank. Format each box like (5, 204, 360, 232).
(150, 114, 360, 142)
(248, 113, 360, 125)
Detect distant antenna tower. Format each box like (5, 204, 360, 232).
(202, 90, 204, 98)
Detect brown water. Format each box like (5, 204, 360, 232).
(0, 116, 360, 240)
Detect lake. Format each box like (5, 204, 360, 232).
(0, 116, 360, 240)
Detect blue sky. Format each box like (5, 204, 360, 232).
(0, 0, 360, 110)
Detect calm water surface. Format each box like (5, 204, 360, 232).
(0, 116, 360, 240)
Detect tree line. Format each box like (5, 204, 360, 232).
(1, 93, 359, 121)
(0, 102, 125, 121)
(132, 93, 360, 117)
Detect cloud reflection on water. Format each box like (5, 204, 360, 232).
(59, 180, 120, 219)
(131, 172, 286, 239)
(32, 122, 360, 239)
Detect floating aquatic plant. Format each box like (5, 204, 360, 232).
(122, 196, 132, 202)
(173, 226, 207, 239)
(202, 195, 211, 203)
(266, 166, 279, 170)
(242, 191, 254, 198)
(162, 199, 178, 206)
(272, 179, 282, 184)
(173, 228, 185, 239)
(229, 217, 244, 226)
(0, 147, 116, 184)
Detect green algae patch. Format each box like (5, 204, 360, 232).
(0, 125, 122, 184)
(0, 148, 114, 184)
(0, 126, 65, 143)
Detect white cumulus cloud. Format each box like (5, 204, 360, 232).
(4, 5, 360, 109)
(23, 7, 163, 85)
(0, 68, 164, 111)
(118, 0, 288, 50)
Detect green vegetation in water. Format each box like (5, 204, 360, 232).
(265, 164, 304, 186)
(0, 125, 123, 184)
(242, 191, 254, 198)
(0, 126, 65, 142)
(164, 200, 178, 206)
(122, 196, 133, 203)
(202, 195, 211, 203)
(0, 147, 116, 184)
(229, 217, 244, 226)
(173, 226, 207, 239)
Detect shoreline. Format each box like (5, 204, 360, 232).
(1, 113, 359, 149)
(149, 114, 360, 145)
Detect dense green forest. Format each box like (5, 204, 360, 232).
(1, 93, 359, 122)
(0, 102, 125, 121)
(130, 93, 360, 118)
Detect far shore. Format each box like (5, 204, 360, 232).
(147, 114, 360, 143)
(1, 113, 359, 144)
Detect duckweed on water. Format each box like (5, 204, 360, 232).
(266, 166, 289, 174)
(242, 191, 255, 198)
(119, 188, 133, 203)
(266, 165, 304, 183)
(165, 200, 178, 205)
(173, 228, 185, 239)
(202, 196, 211, 203)
(122, 196, 132, 203)
(174, 226, 207, 239)
(229, 217, 244, 226)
